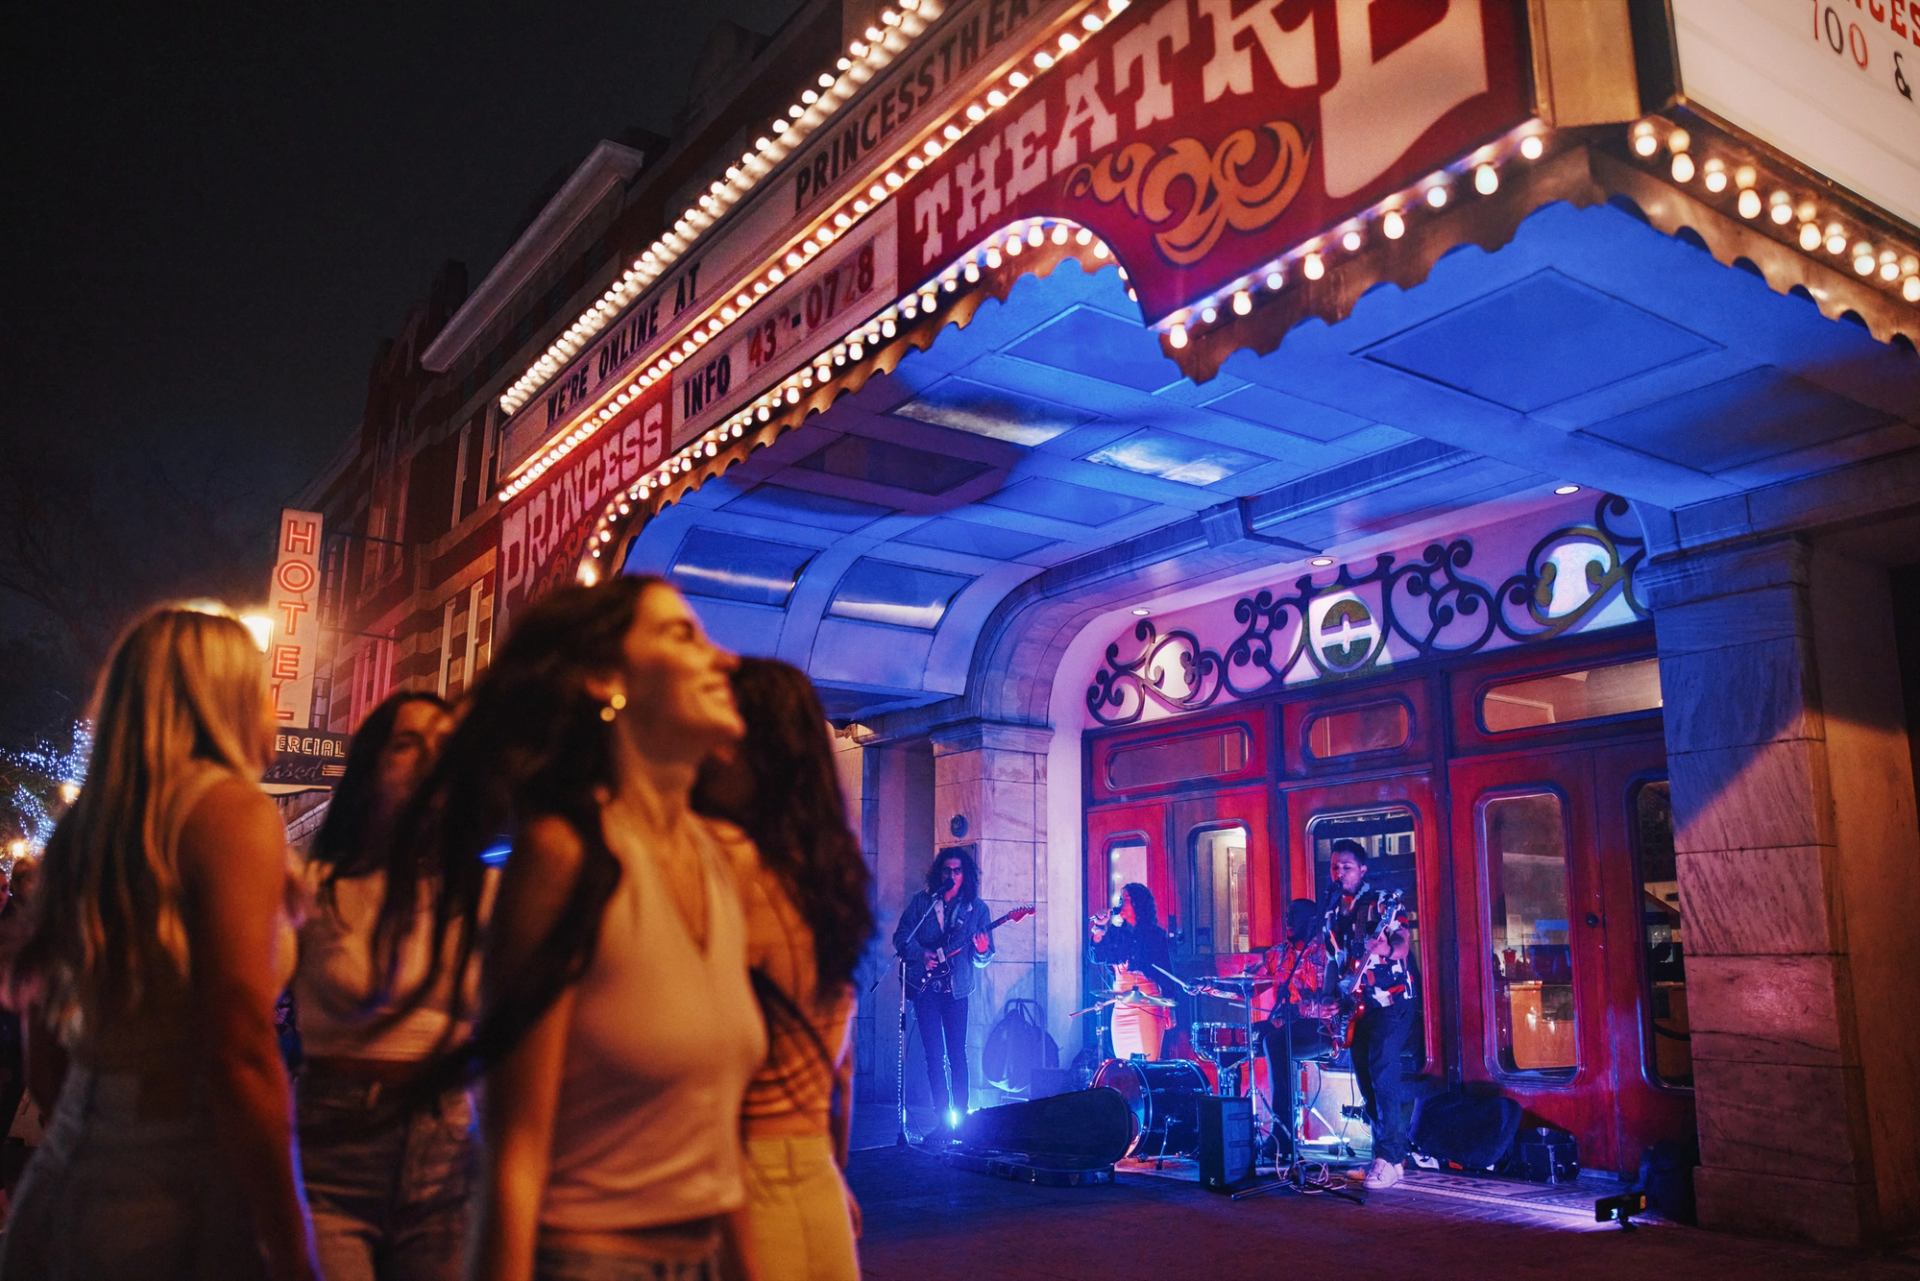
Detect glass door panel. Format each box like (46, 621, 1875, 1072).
(1450, 740, 1695, 1176)
(1282, 774, 1441, 1075)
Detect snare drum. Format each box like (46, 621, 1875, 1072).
(1192, 1022, 1250, 1063)
(1092, 1058, 1209, 1159)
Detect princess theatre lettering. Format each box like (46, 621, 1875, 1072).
(904, 0, 1528, 319)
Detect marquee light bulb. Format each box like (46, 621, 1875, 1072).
(1736, 189, 1762, 218)
(1768, 192, 1793, 225)
(1382, 209, 1406, 239)
(1302, 252, 1325, 281)
(1519, 134, 1544, 161)
(1474, 164, 1498, 194)
(1265, 270, 1284, 290)
(1425, 183, 1449, 209)
(1825, 224, 1847, 254)
(1341, 228, 1362, 251)
(1168, 324, 1188, 349)
(1703, 159, 1727, 192)
(1669, 153, 1694, 183)
(1200, 305, 1218, 325)
(1904, 276, 1920, 302)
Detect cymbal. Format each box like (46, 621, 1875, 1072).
(1202, 974, 1274, 988)
(1115, 990, 1176, 1008)
(1193, 986, 1250, 1004)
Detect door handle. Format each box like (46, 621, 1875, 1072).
(1584, 913, 1601, 927)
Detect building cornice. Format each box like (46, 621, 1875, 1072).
(420, 140, 648, 373)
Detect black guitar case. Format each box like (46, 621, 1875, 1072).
(956, 1087, 1134, 1165)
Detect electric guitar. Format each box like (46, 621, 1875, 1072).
(903, 904, 1034, 998)
(1327, 888, 1406, 1046)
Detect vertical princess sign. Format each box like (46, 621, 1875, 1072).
(267, 508, 325, 727)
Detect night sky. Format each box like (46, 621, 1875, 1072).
(0, 0, 799, 735)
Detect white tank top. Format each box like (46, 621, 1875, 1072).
(540, 809, 767, 1232)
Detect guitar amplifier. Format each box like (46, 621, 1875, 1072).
(1198, 1096, 1253, 1191)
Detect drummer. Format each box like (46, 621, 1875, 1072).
(1089, 883, 1175, 1060)
(1249, 899, 1339, 1147)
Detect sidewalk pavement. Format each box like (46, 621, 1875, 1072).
(847, 1144, 1920, 1281)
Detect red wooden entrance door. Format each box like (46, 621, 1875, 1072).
(1448, 738, 1693, 1175)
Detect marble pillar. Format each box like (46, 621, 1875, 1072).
(930, 721, 1054, 1109)
(1648, 538, 1920, 1246)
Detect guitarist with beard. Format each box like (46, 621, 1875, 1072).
(893, 848, 994, 1136)
(1325, 839, 1417, 1191)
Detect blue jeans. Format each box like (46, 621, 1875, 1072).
(533, 1245, 717, 1281)
(0, 1067, 264, 1281)
(1352, 999, 1416, 1164)
(297, 1074, 476, 1281)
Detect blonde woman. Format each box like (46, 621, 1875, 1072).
(0, 604, 318, 1281)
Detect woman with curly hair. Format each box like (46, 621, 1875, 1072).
(694, 657, 874, 1281)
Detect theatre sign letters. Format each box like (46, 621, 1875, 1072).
(903, 0, 1531, 319)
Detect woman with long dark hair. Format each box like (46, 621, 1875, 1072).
(1089, 882, 1175, 1060)
(0, 604, 318, 1281)
(292, 689, 475, 1281)
(693, 658, 874, 1281)
(379, 577, 764, 1281)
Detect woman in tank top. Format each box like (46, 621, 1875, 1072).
(381, 577, 765, 1281)
(294, 688, 484, 1281)
(0, 603, 318, 1281)
(693, 658, 875, 1281)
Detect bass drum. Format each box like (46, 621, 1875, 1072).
(1092, 1059, 1209, 1159)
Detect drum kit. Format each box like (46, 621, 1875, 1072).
(1070, 971, 1272, 1163)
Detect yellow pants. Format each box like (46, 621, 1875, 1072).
(740, 1133, 859, 1281)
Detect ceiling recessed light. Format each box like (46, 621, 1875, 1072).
(1131, 607, 1151, 616)
(1554, 483, 1582, 495)
(1309, 556, 1334, 567)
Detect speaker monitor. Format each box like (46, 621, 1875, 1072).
(1198, 1096, 1253, 1191)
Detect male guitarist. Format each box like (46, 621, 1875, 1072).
(1324, 839, 1417, 1191)
(893, 847, 994, 1133)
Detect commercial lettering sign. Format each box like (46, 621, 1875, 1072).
(902, 0, 1531, 321)
(497, 378, 672, 626)
(1672, 0, 1920, 231)
(267, 509, 325, 727)
(264, 729, 349, 791)
(672, 202, 900, 443)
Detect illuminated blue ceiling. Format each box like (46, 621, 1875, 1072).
(626, 200, 1920, 721)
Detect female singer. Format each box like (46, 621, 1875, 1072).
(1089, 882, 1174, 1061)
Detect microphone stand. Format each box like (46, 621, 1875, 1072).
(894, 892, 941, 1148)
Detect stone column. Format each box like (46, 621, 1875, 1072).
(1647, 538, 1920, 1245)
(856, 737, 933, 1113)
(930, 721, 1054, 1110)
